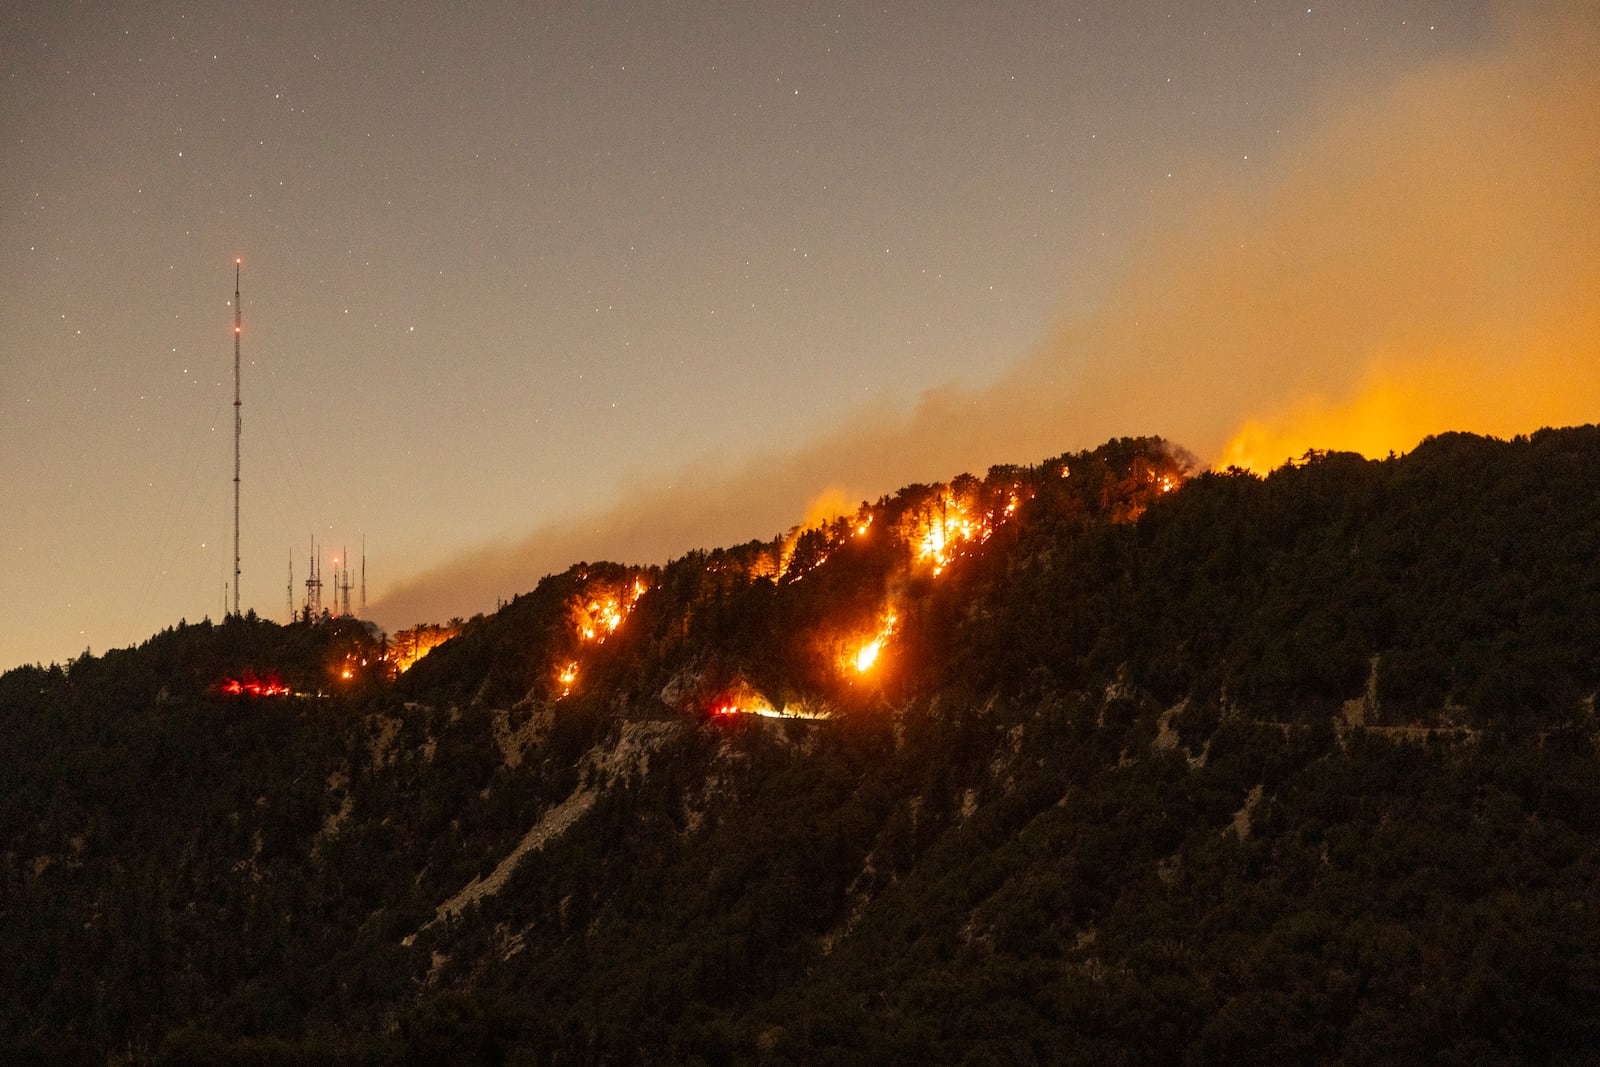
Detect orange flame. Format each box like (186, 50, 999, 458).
(909, 487, 1019, 576)
(569, 577, 649, 644)
(556, 660, 578, 698)
(851, 611, 898, 674)
(390, 622, 461, 673)
(553, 574, 652, 698)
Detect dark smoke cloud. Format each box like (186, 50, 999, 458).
(372, 3, 1600, 630)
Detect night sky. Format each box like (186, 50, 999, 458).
(5, 2, 1597, 669)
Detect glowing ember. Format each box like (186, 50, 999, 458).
(556, 661, 578, 698)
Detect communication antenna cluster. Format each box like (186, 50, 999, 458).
(292, 540, 366, 620)
(224, 258, 375, 625)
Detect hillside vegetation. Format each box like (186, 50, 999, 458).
(4, 428, 1599, 1065)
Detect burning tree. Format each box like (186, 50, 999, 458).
(389, 621, 462, 674)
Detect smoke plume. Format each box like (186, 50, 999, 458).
(372, 5, 1600, 630)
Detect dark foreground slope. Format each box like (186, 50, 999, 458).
(3, 429, 1599, 1065)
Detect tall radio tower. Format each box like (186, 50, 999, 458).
(232, 258, 243, 618)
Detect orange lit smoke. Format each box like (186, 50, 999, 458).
(1202, 8, 1600, 471)
(1218, 336, 1600, 474)
(370, 10, 1600, 631)
(999, 4, 1600, 475)
(801, 487, 855, 530)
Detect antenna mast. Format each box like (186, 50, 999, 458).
(232, 259, 242, 618)
(305, 539, 323, 618)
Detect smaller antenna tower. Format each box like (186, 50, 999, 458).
(360, 538, 367, 617)
(341, 545, 353, 616)
(287, 552, 294, 623)
(304, 539, 323, 618)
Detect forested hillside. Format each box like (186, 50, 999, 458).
(4, 428, 1599, 1065)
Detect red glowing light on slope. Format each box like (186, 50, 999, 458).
(710, 690, 825, 719)
(218, 674, 290, 697)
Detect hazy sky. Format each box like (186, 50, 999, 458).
(5, 2, 1593, 668)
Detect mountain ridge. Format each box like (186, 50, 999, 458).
(4, 428, 1599, 1064)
